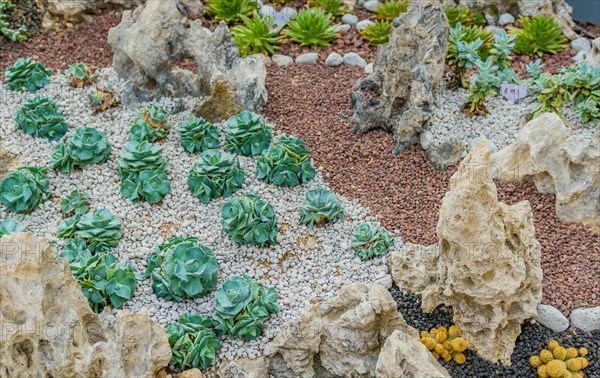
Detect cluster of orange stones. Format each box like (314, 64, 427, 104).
(419, 325, 468, 364)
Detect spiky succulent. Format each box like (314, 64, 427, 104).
(67, 62, 97, 88)
(300, 188, 345, 228)
(0, 166, 50, 213)
(60, 190, 90, 216)
(206, 0, 258, 24)
(491, 30, 515, 69)
(118, 141, 171, 203)
(232, 12, 283, 57)
(71, 209, 123, 253)
(466, 57, 501, 115)
(89, 83, 117, 112)
(5, 57, 51, 92)
(351, 223, 394, 260)
(360, 20, 392, 46)
(15, 97, 69, 141)
(188, 149, 246, 204)
(145, 236, 219, 301)
(256, 136, 316, 187)
(179, 117, 220, 154)
(374, 0, 408, 22)
(213, 274, 280, 340)
(51, 127, 111, 173)
(222, 194, 278, 246)
(129, 105, 171, 143)
(509, 15, 567, 57)
(225, 111, 273, 156)
(444, 5, 486, 28)
(61, 238, 139, 313)
(307, 0, 348, 19)
(167, 313, 221, 370)
(284, 8, 339, 48)
(0, 218, 28, 237)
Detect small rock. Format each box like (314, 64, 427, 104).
(252, 54, 271, 65)
(364, 0, 380, 12)
(420, 130, 433, 150)
(295, 53, 319, 64)
(355, 19, 375, 31)
(570, 307, 600, 332)
(342, 14, 358, 26)
(498, 13, 515, 26)
(570, 37, 591, 53)
(272, 54, 294, 67)
(364, 63, 373, 74)
(259, 5, 276, 18)
(337, 24, 352, 33)
(343, 52, 367, 67)
(325, 52, 343, 67)
(536, 304, 569, 332)
(572, 50, 589, 63)
(280, 7, 297, 18)
(485, 25, 505, 36)
(178, 368, 203, 378)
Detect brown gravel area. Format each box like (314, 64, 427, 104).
(263, 64, 600, 315)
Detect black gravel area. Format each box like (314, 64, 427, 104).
(390, 287, 600, 378)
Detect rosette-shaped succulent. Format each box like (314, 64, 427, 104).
(51, 127, 111, 172)
(15, 97, 69, 141)
(57, 215, 80, 239)
(179, 117, 221, 154)
(225, 111, 273, 156)
(129, 105, 171, 143)
(144, 236, 219, 301)
(213, 274, 280, 340)
(256, 136, 316, 187)
(5, 57, 52, 92)
(0, 219, 28, 238)
(166, 313, 221, 370)
(351, 223, 393, 260)
(300, 188, 345, 228)
(118, 141, 169, 175)
(89, 83, 117, 112)
(120, 169, 171, 204)
(67, 62, 97, 88)
(60, 190, 90, 216)
(73, 209, 123, 253)
(188, 150, 246, 204)
(0, 166, 50, 213)
(222, 194, 278, 246)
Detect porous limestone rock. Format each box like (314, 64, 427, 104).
(0, 144, 19, 178)
(492, 113, 600, 226)
(108, 0, 266, 110)
(40, 0, 138, 29)
(219, 357, 270, 378)
(193, 79, 244, 123)
(0, 232, 171, 377)
(349, 0, 448, 154)
(388, 243, 439, 294)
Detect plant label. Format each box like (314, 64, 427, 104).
(501, 83, 528, 103)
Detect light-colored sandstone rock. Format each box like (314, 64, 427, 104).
(582, 37, 600, 68)
(0, 232, 171, 377)
(41, 0, 138, 29)
(179, 368, 203, 378)
(218, 357, 269, 378)
(0, 144, 19, 178)
(389, 243, 439, 293)
(492, 112, 600, 226)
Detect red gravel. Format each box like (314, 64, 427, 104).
(263, 64, 600, 316)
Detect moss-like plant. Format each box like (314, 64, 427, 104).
(225, 111, 273, 156)
(89, 83, 117, 112)
(67, 62, 97, 88)
(284, 8, 339, 48)
(213, 274, 280, 340)
(129, 105, 171, 143)
(15, 97, 69, 141)
(300, 188, 345, 228)
(232, 12, 283, 57)
(179, 117, 220, 154)
(0, 166, 50, 213)
(256, 136, 316, 187)
(360, 20, 392, 46)
(60, 190, 90, 216)
(222, 194, 278, 246)
(0, 218, 28, 237)
(206, 0, 258, 24)
(374, 0, 408, 22)
(351, 223, 393, 260)
(444, 5, 486, 28)
(307, 0, 348, 19)
(0, 0, 28, 42)
(52, 127, 111, 173)
(188, 149, 246, 204)
(465, 57, 500, 116)
(5, 57, 51, 92)
(167, 313, 221, 370)
(509, 15, 567, 57)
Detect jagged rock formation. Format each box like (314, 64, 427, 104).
(349, 0, 448, 154)
(108, 0, 266, 110)
(0, 232, 171, 377)
(41, 0, 138, 29)
(492, 113, 600, 226)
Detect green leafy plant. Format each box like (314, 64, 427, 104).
(89, 83, 117, 112)
(67, 62, 97, 88)
(188, 149, 246, 204)
(51, 127, 111, 173)
(167, 313, 221, 370)
(232, 12, 283, 57)
(360, 20, 392, 46)
(465, 57, 501, 115)
(222, 194, 278, 246)
(509, 15, 567, 57)
(525, 59, 543, 80)
(284, 8, 339, 48)
(444, 5, 486, 28)
(206, 0, 258, 24)
(0, 166, 50, 213)
(497, 67, 520, 85)
(60, 190, 90, 216)
(351, 223, 393, 260)
(0, 0, 27, 42)
(447, 23, 491, 88)
(62, 209, 124, 253)
(60, 238, 138, 312)
(300, 188, 345, 228)
(129, 105, 171, 143)
(179, 117, 220, 154)
(256, 136, 316, 187)
(57, 215, 80, 239)
(225, 111, 273, 156)
(308, 0, 348, 19)
(5, 57, 50, 91)
(491, 30, 515, 69)
(144, 236, 219, 301)
(15, 97, 69, 141)
(0, 218, 28, 237)
(213, 274, 280, 340)
(374, 0, 409, 22)
(121, 168, 171, 204)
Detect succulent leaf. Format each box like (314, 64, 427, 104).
(166, 313, 221, 370)
(0, 166, 50, 213)
(72, 209, 123, 253)
(188, 149, 246, 204)
(232, 11, 283, 57)
(52, 127, 111, 173)
(256, 136, 316, 187)
(351, 223, 393, 260)
(0, 218, 28, 237)
(225, 111, 273, 156)
(374, 0, 408, 22)
(67, 62, 97, 88)
(300, 188, 345, 228)
(15, 97, 69, 141)
(308, 0, 348, 19)
(222, 194, 278, 246)
(206, 0, 258, 23)
(5, 57, 51, 92)
(129, 105, 171, 143)
(179, 117, 221, 154)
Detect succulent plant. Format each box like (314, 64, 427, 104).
(491, 30, 515, 69)
(52, 127, 111, 172)
(67, 62, 97, 88)
(447, 23, 490, 88)
(444, 5, 486, 28)
(15, 97, 69, 141)
(526, 59, 544, 80)
(256, 136, 316, 187)
(0, 1, 28, 42)
(300, 188, 345, 228)
(72, 209, 123, 253)
(120, 169, 171, 204)
(465, 57, 501, 115)
(360, 20, 392, 46)
(530, 339, 590, 377)
(145, 236, 219, 301)
(57, 215, 81, 239)
(118, 141, 169, 176)
(129, 105, 171, 143)
(307, 0, 348, 19)
(89, 83, 117, 112)
(225, 111, 273, 156)
(0, 218, 28, 237)
(222, 194, 278, 246)
(188, 149, 246, 204)
(232, 12, 283, 57)
(351, 223, 393, 260)
(206, 0, 258, 24)
(509, 15, 567, 57)
(374, 0, 409, 22)
(166, 313, 221, 370)
(179, 117, 220, 154)
(0, 166, 50, 213)
(60, 190, 90, 216)
(284, 8, 339, 48)
(420, 324, 468, 364)
(497, 67, 520, 85)
(213, 274, 280, 340)
(5, 57, 51, 92)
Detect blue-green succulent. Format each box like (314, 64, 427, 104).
(300, 188, 345, 228)
(0, 219, 28, 238)
(179, 117, 221, 154)
(60, 190, 90, 216)
(222, 194, 278, 246)
(67, 62, 97, 87)
(256, 136, 316, 187)
(187, 149, 246, 204)
(61, 209, 123, 253)
(5, 57, 52, 92)
(52, 127, 111, 172)
(129, 105, 171, 143)
(167, 313, 221, 370)
(0, 166, 50, 213)
(351, 223, 394, 260)
(15, 97, 69, 140)
(225, 111, 273, 156)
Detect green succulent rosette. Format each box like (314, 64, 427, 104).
(60, 190, 90, 216)
(256, 136, 316, 187)
(187, 149, 246, 204)
(15, 97, 69, 141)
(221, 194, 278, 246)
(118, 141, 171, 203)
(52, 127, 111, 173)
(300, 188, 345, 228)
(67, 62, 97, 87)
(179, 117, 221, 154)
(118, 141, 169, 176)
(351, 223, 394, 260)
(0, 166, 50, 213)
(5, 57, 52, 92)
(225, 111, 273, 156)
(166, 313, 221, 370)
(0, 219, 28, 238)
(70, 209, 123, 253)
(129, 105, 171, 143)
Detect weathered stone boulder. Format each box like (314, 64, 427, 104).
(40, 0, 138, 29)
(349, 0, 448, 154)
(218, 357, 270, 378)
(108, 0, 266, 111)
(0, 144, 19, 178)
(492, 113, 600, 226)
(0, 232, 171, 377)
(582, 38, 599, 68)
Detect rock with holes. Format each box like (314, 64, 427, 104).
(0, 144, 19, 178)
(349, 0, 447, 154)
(0, 232, 171, 377)
(492, 113, 600, 226)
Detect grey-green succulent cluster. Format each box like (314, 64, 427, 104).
(60, 190, 90, 216)
(225, 111, 273, 156)
(67, 62, 97, 88)
(129, 105, 171, 143)
(0, 218, 28, 237)
(58, 209, 123, 253)
(491, 30, 515, 69)
(0, 166, 50, 213)
(256, 136, 316, 187)
(5, 57, 51, 92)
(351, 223, 394, 260)
(15, 97, 69, 141)
(167, 313, 221, 370)
(145, 236, 219, 302)
(222, 194, 278, 246)
(300, 188, 345, 228)
(213, 274, 280, 340)
(51, 127, 111, 172)
(187, 149, 246, 204)
(179, 117, 221, 154)
(466, 57, 501, 115)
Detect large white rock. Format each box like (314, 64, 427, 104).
(536, 304, 569, 332)
(570, 307, 600, 332)
(582, 37, 600, 68)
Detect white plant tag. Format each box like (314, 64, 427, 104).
(500, 83, 528, 102)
